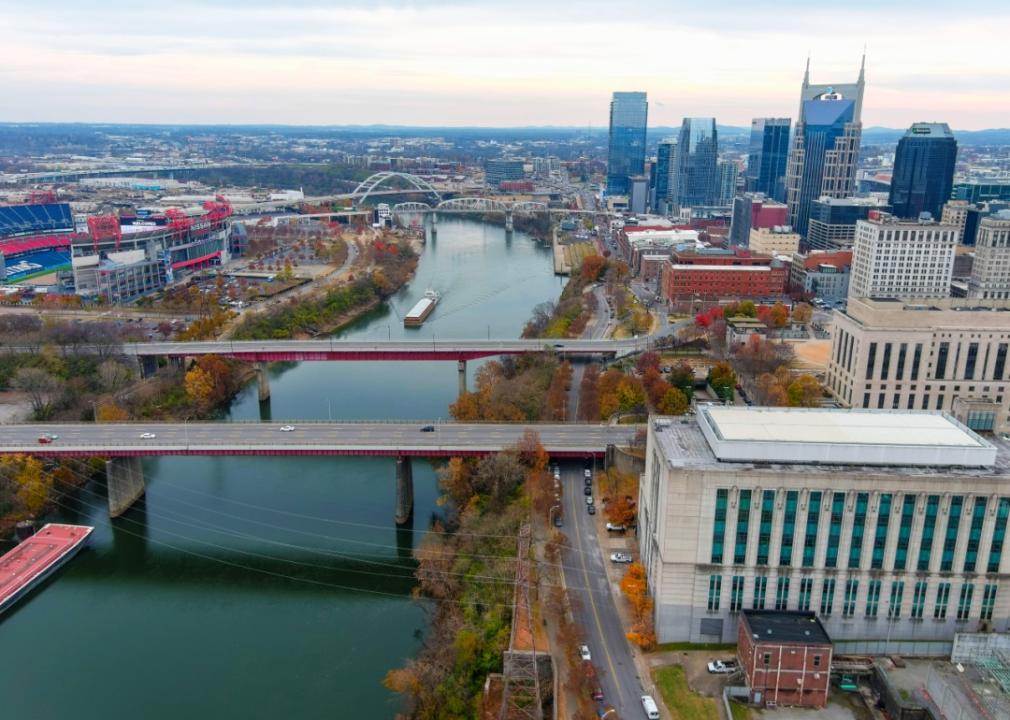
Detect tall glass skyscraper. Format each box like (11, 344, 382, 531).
(607, 91, 648, 196)
(785, 57, 865, 237)
(652, 137, 677, 213)
(747, 118, 791, 201)
(672, 117, 718, 211)
(889, 123, 958, 220)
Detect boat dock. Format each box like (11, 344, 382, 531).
(1, 524, 94, 615)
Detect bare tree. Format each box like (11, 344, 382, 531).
(13, 367, 62, 420)
(98, 359, 133, 392)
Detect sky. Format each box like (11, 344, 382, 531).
(1, 0, 1008, 129)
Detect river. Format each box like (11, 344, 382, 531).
(0, 219, 563, 719)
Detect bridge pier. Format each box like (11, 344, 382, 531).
(431, 211, 438, 226)
(107, 456, 145, 517)
(395, 456, 414, 526)
(505, 210, 514, 233)
(458, 359, 468, 396)
(255, 362, 270, 401)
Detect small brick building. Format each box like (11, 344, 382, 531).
(738, 610, 832, 709)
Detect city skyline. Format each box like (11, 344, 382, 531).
(1, 0, 1009, 129)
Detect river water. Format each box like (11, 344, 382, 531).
(0, 219, 562, 719)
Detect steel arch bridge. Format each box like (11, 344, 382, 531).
(389, 199, 551, 215)
(352, 172, 441, 205)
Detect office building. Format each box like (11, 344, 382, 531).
(952, 183, 1010, 205)
(738, 611, 832, 709)
(607, 92, 648, 196)
(942, 201, 985, 247)
(788, 250, 852, 300)
(629, 175, 649, 215)
(730, 194, 788, 247)
(807, 196, 891, 250)
(748, 226, 800, 257)
(889, 123, 957, 220)
(747, 118, 791, 201)
(718, 161, 739, 206)
(672, 118, 719, 211)
(485, 159, 525, 188)
(639, 405, 1010, 650)
(827, 296, 1010, 434)
(661, 247, 787, 303)
(968, 212, 1010, 299)
(849, 213, 957, 300)
(652, 138, 677, 214)
(785, 58, 865, 237)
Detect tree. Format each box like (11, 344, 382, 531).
(657, 387, 689, 415)
(787, 373, 823, 407)
(635, 351, 661, 375)
(578, 364, 601, 421)
(768, 302, 790, 329)
(12, 367, 61, 420)
(707, 361, 737, 399)
(580, 254, 607, 282)
(183, 364, 215, 405)
(668, 361, 696, 396)
(95, 401, 130, 422)
(615, 376, 646, 414)
(791, 302, 813, 325)
(98, 359, 132, 392)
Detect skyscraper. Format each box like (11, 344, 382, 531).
(747, 118, 791, 201)
(652, 137, 677, 214)
(718, 161, 739, 206)
(606, 91, 648, 196)
(889, 123, 958, 220)
(785, 57, 865, 238)
(671, 117, 718, 211)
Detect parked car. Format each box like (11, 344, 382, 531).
(641, 695, 660, 719)
(584, 486, 593, 496)
(584, 469, 592, 479)
(578, 644, 591, 662)
(585, 496, 594, 505)
(707, 660, 738, 674)
(590, 687, 604, 702)
(605, 523, 626, 532)
(584, 476, 592, 486)
(610, 552, 633, 563)
(587, 504, 596, 515)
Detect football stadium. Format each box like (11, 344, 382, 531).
(0, 201, 75, 284)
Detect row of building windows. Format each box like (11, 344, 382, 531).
(711, 489, 1010, 574)
(707, 574, 998, 622)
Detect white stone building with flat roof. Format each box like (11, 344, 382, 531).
(849, 214, 958, 300)
(639, 406, 1010, 654)
(968, 212, 1010, 300)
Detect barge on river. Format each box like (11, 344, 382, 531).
(1, 524, 94, 615)
(404, 288, 440, 327)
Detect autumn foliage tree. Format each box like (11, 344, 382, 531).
(620, 562, 656, 649)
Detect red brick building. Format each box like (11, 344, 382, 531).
(661, 247, 788, 304)
(738, 610, 833, 709)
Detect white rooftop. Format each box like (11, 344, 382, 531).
(696, 407, 996, 467)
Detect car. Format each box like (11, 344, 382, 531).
(610, 552, 633, 563)
(584, 485, 593, 496)
(585, 476, 592, 487)
(605, 523, 626, 532)
(641, 695, 660, 719)
(578, 644, 591, 662)
(587, 504, 596, 515)
(420, 425, 435, 432)
(37, 435, 52, 444)
(279, 425, 296, 432)
(139, 432, 157, 439)
(584, 469, 592, 479)
(585, 495, 594, 505)
(707, 660, 738, 674)
(554, 470, 561, 481)
(553, 515, 563, 528)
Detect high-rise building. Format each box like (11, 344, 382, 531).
(968, 212, 1010, 299)
(806, 196, 891, 251)
(485, 159, 525, 187)
(941, 200, 985, 246)
(747, 118, 791, 201)
(718, 161, 739, 206)
(889, 123, 957, 220)
(606, 91, 648, 196)
(671, 117, 719, 211)
(652, 138, 677, 214)
(629, 176, 649, 214)
(785, 58, 865, 237)
(849, 213, 957, 300)
(729, 193, 788, 247)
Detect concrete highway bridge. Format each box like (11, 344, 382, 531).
(125, 338, 642, 400)
(3, 421, 639, 522)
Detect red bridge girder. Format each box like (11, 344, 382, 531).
(24, 448, 604, 459)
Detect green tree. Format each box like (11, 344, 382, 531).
(657, 387, 689, 415)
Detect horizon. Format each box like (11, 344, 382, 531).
(1, 0, 1008, 130)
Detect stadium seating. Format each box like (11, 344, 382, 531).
(0, 203, 74, 239)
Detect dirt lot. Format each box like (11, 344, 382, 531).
(645, 650, 738, 699)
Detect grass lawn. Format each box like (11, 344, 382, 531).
(729, 701, 752, 720)
(651, 641, 736, 653)
(653, 665, 720, 720)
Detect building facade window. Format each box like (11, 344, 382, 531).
(889, 581, 904, 620)
(912, 581, 928, 619)
(965, 342, 979, 380)
(799, 578, 813, 611)
(957, 584, 975, 621)
(994, 343, 1008, 380)
(866, 579, 882, 618)
(895, 495, 916, 571)
(757, 490, 775, 565)
(866, 342, 877, 380)
(826, 492, 845, 568)
(964, 497, 988, 573)
(707, 575, 722, 612)
(936, 342, 950, 379)
(803, 492, 822, 567)
(775, 577, 790, 610)
(896, 343, 908, 380)
(843, 579, 859, 617)
(941, 496, 965, 572)
(911, 343, 923, 380)
(730, 576, 745, 612)
(734, 490, 752, 565)
(880, 343, 892, 380)
(849, 493, 869, 569)
(821, 578, 835, 616)
(780, 491, 798, 566)
(935, 582, 951, 620)
(872, 493, 893, 569)
(918, 495, 940, 571)
(711, 489, 728, 563)
(988, 498, 1010, 573)
(981, 584, 998, 621)
(753, 576, 767, 609)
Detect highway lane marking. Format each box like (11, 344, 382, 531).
(570, 470, 623, 701)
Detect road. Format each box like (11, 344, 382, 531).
(0, 421, 640, 457)
(558, 461, 643, 717)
